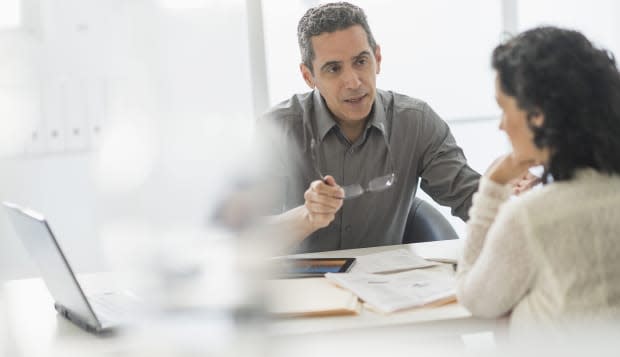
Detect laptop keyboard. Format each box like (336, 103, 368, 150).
(88, 291, 141, 324)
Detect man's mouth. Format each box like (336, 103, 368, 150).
(344, 94, 367, 103)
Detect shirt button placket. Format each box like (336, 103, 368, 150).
(341, 145, 357, 248)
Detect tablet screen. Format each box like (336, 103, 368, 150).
(275, 258, 355, 278)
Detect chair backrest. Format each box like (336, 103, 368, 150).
(402, 197, 459, 244)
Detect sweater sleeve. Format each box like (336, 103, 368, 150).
(456, 177, 536, 318)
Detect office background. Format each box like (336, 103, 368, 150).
(1, 0, 620, 281)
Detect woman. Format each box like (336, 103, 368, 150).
(456, 26, 620, 337)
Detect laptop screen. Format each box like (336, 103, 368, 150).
(3, 202, 100, 329)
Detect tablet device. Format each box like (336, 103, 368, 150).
(275, 258, 356, 278)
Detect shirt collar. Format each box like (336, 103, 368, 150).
(312, 89, 388, 141)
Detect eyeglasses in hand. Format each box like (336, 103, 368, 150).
(310, 137, 397, 200)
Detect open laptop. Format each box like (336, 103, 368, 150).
(3, 202, 139, 334)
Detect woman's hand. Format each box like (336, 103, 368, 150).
(510, 171, 542, 195)
(485, 153, 538, 186)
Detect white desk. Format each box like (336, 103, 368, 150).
(271, 240, 476, 335)
(1, 240, 501, 356)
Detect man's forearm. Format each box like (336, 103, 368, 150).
(264, 205, 316, 248)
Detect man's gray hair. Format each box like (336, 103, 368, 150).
(297, 2, 377, 74)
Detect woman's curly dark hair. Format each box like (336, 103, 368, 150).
(492, 26, 620, 183)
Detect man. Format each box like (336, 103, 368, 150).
(259, 2, 480, 252)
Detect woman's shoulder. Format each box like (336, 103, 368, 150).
(503, 169, 620, 221)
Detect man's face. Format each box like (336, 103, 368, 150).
(301, 25, 382, 125)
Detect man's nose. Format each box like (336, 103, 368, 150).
(342, 68, 362, 89)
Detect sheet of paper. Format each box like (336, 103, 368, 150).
(350, 248, 438, 274)
(414, 239, 463, 264)
(325, 268, 455, 313)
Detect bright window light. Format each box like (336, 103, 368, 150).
(0, 0, 20, 28)
(158, 0, 208, 9)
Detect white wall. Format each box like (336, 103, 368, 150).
(0, 0, 255, 280)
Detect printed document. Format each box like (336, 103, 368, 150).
(326, 267, 455, 313)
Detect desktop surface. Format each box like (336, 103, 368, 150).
(2, 241, 491, 357)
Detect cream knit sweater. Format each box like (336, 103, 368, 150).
(457, 169, 620, 336)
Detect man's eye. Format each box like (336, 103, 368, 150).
(356, 58, 368, 66)
(326, 65, 340, 73)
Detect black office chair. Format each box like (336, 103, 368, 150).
(402, 197, 459, 244)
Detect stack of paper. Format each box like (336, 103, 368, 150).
(325, 267, 455, 313)
(351, 248, 438, 274)
(414, 239, 463, 264)
(266, 277, 360, 317)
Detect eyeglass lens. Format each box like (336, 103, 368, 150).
(312, 138, 397, 200)
(342, 173, 396, 200)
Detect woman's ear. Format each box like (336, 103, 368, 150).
(530, 110, 544, 128)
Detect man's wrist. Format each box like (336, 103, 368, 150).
(299, 205, 320, 235)
(272, 205, 318, 241)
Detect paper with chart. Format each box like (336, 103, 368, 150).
(325, 268, 455, 313)
(350, 248, 438, 274)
